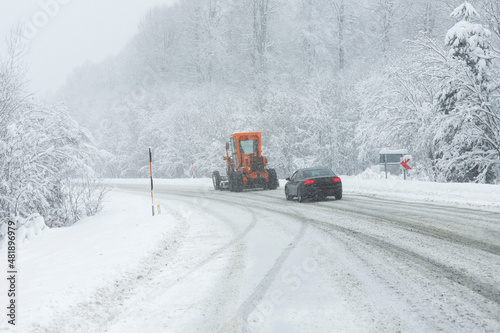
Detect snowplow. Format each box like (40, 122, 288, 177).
(212, 132, 279, 192)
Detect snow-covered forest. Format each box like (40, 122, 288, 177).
(0, 28, 107, 229)
(1, 0, 500, 228)
(56, 0, 500, 183)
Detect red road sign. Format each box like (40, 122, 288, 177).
(401, 158, 411, 170)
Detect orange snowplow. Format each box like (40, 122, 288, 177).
(212, 132, 279, 192)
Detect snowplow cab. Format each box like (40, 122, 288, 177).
(212, 132, 279, 192)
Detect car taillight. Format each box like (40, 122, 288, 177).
(304, 179, 315, 185)
(333, 177, 341, 182)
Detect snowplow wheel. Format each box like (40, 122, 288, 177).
(267, 168, 279, 190)
(229, 172, 235, 192)
(232, 171, 244, 192)
(212, 171, 221, 190)
(228, 173, 232, 191)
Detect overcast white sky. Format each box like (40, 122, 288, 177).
(0, 0, 177, 97)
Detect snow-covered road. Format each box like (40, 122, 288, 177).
(5, 178, 500, 332)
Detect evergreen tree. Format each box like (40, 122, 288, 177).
(434, 1, 499, 183)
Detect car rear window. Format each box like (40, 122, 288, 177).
(303, 169, 336, 178)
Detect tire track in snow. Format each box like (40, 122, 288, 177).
(314, 195, 500, 256)
(307, 218, 500, 331)
(160, 189, 311, 332)
(119, 188, 258, 291)
(124, 184, 500, 330)
(309, 218, 500, 307)
(158, 194, 258, 290)
(244, 194, 500, 330)
(347, 193, 500, 225)
(249, 191, 500, 308)
(252, 191, 500, 323)
(218, 214, 308, 333)
(195, 189, 500, 319)
(241, 189, 500, 256)
(186, 188, 500, 306)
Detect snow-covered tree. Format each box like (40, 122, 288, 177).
(434, 0, 500, 183)
(476, 0, 500, 44)
(0, 28, 106, 228)
(355, 49, 440, 179)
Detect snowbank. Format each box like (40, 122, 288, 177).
(0, 214, 47, 249)
(0, 188, 176, 331)
(17, 214, 47, 244)
(342, 174, 500, 209)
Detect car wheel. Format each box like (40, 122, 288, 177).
(335, 192, 342, 200)
(297, 188, 305, 202)
(285, 187, 292, 200)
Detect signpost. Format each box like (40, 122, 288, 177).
(149, 148, 154, 216)
(380, 149, 408, 179)
(400, 155, 412, 180)
(401, 157, 411, 170)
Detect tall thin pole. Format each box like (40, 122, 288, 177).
(149, 148, 154, 216)
(384, 153, 388, 179)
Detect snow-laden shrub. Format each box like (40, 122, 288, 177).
(45, 177, 109, 228)
(0, 215, 47, 249)
(0, 27, 107, 229)
(17, 214, 47, 244)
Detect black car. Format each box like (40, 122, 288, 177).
(285, 167, 342, 202)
